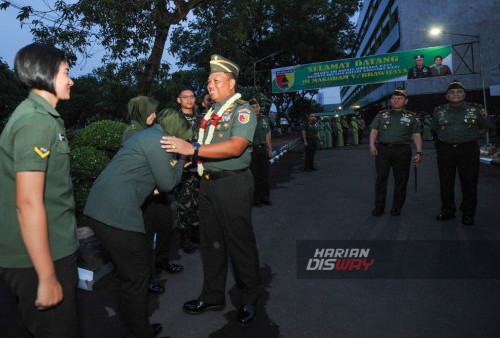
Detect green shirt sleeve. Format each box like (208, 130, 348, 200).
(143, 138, 184, 193)
(13, 115, 55, 172)
(369, 114, 381, 130)
(230, 103, 257, 143)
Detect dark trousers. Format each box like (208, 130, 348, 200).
(142, 193, 173, 267)
(88, 218, 154, 338)
(304, 137, 318, 170)
(198, 169, 261, 305)
(0, 253, 79, 338)
(250, 145, 270, 203)
(435, 141, 479, 216)
(375, 143, 412, 210)
(342, 128, 349, 145)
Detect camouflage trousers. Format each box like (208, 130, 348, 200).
(174, 172, 200, 231)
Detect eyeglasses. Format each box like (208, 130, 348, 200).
(179, 95, 195, 99)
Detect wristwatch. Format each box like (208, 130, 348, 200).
(192, 142, 200, 159)
(416, 152, 423, 156)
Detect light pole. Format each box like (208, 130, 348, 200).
(429, 27, 489, 144)
(253, 51, 281, 87)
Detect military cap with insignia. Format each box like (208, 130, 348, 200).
(413, 54, 424, 60)
(392, 87, 408, 98)
(446, 79, 466, 92)
(210, 54, 240, 77)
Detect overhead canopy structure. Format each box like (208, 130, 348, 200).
(271, 45, 452, 93)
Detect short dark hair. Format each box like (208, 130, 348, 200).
(177, 86, 195, 98)
(434, 55, 443, 60)
(14, 43, 66, 95)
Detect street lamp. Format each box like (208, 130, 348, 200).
(429, 27, 489, 144)
(253, 51, 281, 87)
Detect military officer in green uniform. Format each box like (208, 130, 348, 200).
(0, 43, 79, 337)
(351, 116, 359, 145)
(318, 119, 326, 149)
(432, 80, 493, 225)
(324, 118, 333, 149)
(302, 113, 322, 171)
(369, 88, 423, 216)
(161, 55, 261, 327)
(174, 87, 202, 253)
(334, 117, 344, 147)
(250, 98, 273, 206)
(123, 96, 184, 296)
(85, 110, 192, 338)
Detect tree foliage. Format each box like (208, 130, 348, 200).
(1, 0, 205, 94)
(0, 58, 26, 130)
(170, 0, 360, 123)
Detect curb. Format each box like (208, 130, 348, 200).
(269, 138, 301, 164)
(480, 157, 500, 166)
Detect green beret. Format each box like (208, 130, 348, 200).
(127, 96, 160, 129)
(447, 79, 466, 92)
(156, 108, 194, 141)
(210, 54, 239, 77)
(392, 87, 408, 98)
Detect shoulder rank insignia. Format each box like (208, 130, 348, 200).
(235, 98, 247, 104)
(34, 146, 50, 158)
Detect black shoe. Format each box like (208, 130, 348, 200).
(148, 280, 165, 295)
(152, 323, 162, 336)
(261, 200, 272, 206)
(237, 304, 256, 327)
(156, 261, 184, 273)
(462, 215, 475, 226)
(254, 201, 262, 207)
(436, 213, 455, 221)
(183, 299, 226, 315)
(372, 207, 384, 216)
(390, 208, 401, 216)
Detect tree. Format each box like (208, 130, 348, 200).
(0, 58, 26, 131)
(1, 0, 205, 94)
(170, 0, 360, 123)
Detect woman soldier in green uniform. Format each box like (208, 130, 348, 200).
(0, 43, 79, 337)
(84, 109, 192, 338)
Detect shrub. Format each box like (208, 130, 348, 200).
(77, 120, 127, 151)
(70, 146, 110, 184)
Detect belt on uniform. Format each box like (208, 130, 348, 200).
(378, 142, 408, 147)
(440, 140, 477, 148)
(202, 168, 247, 180)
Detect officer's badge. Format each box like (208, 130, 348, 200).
(216, 124, 221, 130)
(222, 112, 233, 121)
(223, 123, 229, 129)
(218, 133, 223, 139)
(34, 146, 50, 158)
(238, 109, 251, 124)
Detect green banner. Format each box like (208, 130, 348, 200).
(271, 46, 452, 93)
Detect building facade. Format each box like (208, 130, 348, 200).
(341, 0, 500, 115)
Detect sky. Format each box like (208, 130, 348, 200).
(0, 1, 341, 104)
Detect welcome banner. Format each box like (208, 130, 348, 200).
(271, 46, 452, 93)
